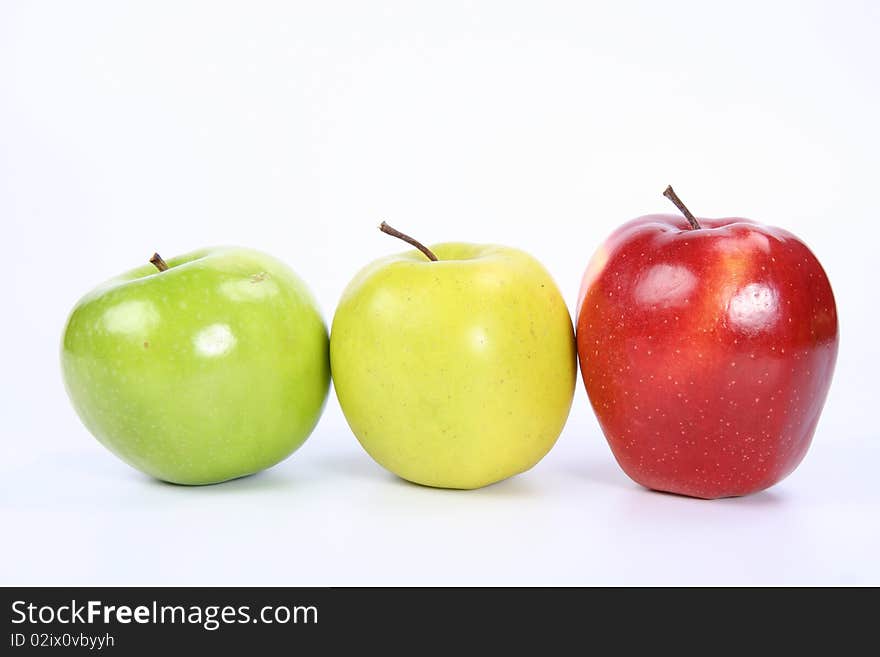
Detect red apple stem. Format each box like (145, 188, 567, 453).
(379, 222, 438, 261)
(150, 253, 169, 272)
(663, 186, 702, 230)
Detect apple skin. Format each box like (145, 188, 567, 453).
(61, 247, 330, 485)
(576, 215, 838, 499)
(330, 243, 576, 489)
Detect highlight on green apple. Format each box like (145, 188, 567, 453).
(60, 247, 330, 485)
(330, 222, 577, 490)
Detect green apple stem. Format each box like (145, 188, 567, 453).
(663, 186, 702, 230)
(150, 253, 169, 272)
(379, 222, 438, 261)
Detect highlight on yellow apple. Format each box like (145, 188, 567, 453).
(330, 223, 576, 489)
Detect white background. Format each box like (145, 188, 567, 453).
(1, 1, 878, 585)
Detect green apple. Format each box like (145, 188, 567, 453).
(61, 247, 330, 485)
(330, 224, 576, 489)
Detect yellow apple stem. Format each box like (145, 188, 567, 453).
(150, 253, 169, 272)
(379, 222, 439, 261)
(663, 185, 702, 230)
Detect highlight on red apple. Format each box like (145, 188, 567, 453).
(576, 186, 838, 499)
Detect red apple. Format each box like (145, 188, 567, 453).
(576, 187, 838, 499)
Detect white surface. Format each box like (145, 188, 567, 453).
(1, 0, 878, 585)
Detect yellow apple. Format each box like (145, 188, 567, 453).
(331, 229, 575, 489)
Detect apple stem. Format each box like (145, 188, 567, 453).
(150, 253, 169, 272)
(379, 222, 439, 261)
(663, 186, 702, 230)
